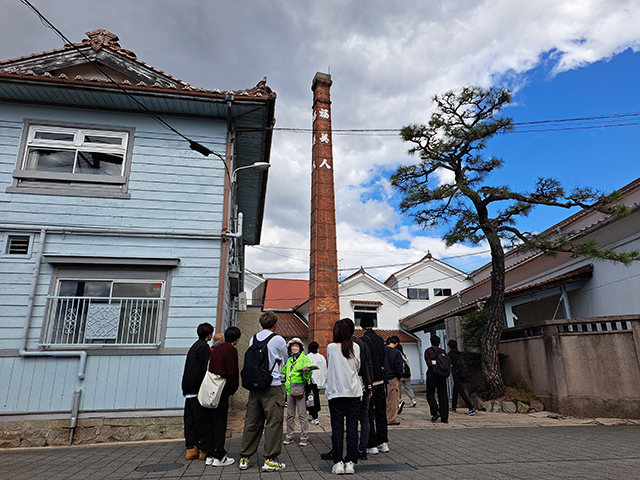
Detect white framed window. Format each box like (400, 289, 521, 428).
(407, 288, 429, 300)
(9, 120, 135, 198)
(353, 305, 378, 327)
(41, 259, 177, 348)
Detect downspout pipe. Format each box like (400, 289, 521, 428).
(18, 228, 87, 444)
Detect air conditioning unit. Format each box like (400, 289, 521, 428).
(238, 292, 247, 312)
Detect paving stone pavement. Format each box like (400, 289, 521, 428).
(1, 423, 639, 480)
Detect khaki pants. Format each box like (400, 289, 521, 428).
(285, 394, 309, 443)
(239, 385, 285, 459)
(386, 377, 400, 423)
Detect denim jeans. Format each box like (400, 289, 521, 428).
(329, 396, 361, 464)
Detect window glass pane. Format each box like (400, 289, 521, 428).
(407, 288, 417, 299)
(418, 289, 429, 299)
(75, 151, 124, 176)
(113, 282, 162, 298)
(58, 280, 110, 298)
(34, 131, 74, 142)
(84, 135, 122, 145)
(25, 148, 75, 172)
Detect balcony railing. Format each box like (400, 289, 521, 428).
(42, 296, 164, 346)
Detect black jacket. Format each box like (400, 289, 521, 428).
(353, 335, 374, 391)
(361, 329, 387, 383)
(448, 347, 465, 379)
(384, 345, 404, 381)
(181, 338, 211, 395)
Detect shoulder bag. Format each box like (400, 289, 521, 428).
(198, 361, 227, 409)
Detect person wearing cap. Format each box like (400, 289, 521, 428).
(281, 337, 312, 446)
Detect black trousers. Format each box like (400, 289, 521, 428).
(203, 391, 230, 459)
(367, 383, 388, 447)
(184, 396, 208, 449)
(329, 397, 361, 464)
(426, 375, 449, 422)
(306, 383, 321, 419)
(451, 375, 473, 410)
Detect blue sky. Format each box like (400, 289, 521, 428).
(2, 0, 639, 280)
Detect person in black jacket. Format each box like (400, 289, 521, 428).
(181, 322, 214, 461)
(447, 340, 476, 415)
(360, 313, 389, 454)
(384, 336, 404, 425)
(424, 335, 450, 424)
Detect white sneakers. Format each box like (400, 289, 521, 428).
(378, 442, 390, 453)
(332, 461, 345, 474)
(366, 446, 378, 454)
(344, 461, 355, 474)
(311, 418, 320, 425)
(206, 456, 235, 467)
(332, 461, 355, 475)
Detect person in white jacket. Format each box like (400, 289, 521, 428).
(306, 341, 327, 425)
(326, 319, 362, 475)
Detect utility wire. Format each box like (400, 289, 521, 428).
(20, 0, 224, 160)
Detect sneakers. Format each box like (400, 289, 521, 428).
(377, 442, 390, 453)
(467, 408, 477, 416)
(357, 450, 368, 461)
(388, 421, 400, 426)
(205, 456, 214, 466)
(238, 457, 250, 470)
(344, 461, 355, 474)
(332, 461, 345, 474)
(299, 440, 308, 446)
(450, 407, 457, 412)
(212, 456, 235, 467)
(262, 458, 286, 472)
(397, 400, 405, 415)
(410, 400, 417, 407)
(431, 413, 440, 423)
(283, 438, 293, 445)
(366, 446, 378, 455)
(311, 418, 320, 425)
(185, 447, 199, 461)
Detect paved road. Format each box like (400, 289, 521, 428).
(1, 424, 639, 479)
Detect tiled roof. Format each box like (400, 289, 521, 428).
(354, 329, 418, 343)
(0, 29, 275, 99)
(272, 312, 309, 339)
(264, 278, 309, 309)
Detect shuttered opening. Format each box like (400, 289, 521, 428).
(6, 235, 30, 255)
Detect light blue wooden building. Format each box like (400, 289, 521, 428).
(0, 30, 275, 425)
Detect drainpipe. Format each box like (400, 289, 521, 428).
(19, 228, 87, 445)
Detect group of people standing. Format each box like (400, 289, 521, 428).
(181, 311, 474, 475)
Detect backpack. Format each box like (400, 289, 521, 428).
(241, 333, 277, 390)
(401, 354, 411, 378)
(429, 348, 451, 378)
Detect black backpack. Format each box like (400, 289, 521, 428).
(429, 348, 451, 378)
(401, 354, 411, 378)
(241, 333, 277, 391)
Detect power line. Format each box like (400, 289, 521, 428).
(20, 0, 224, 160)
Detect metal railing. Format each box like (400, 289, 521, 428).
(42, 296, 164, 346)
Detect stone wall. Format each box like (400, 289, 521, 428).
(500, 316, 640, 419)
(0, 416, 184, 448)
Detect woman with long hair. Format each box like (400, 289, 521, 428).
(325, 319, 362, 475)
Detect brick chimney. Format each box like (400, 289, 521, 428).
(308, 72, 340, 355)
